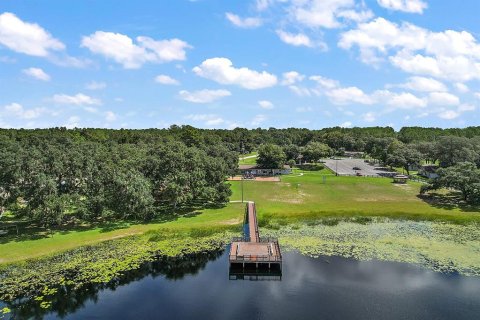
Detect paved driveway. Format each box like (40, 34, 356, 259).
(323, 158, 393, 177)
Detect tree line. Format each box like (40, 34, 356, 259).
(1, 125, 480, 228)
(0, 133, 237, 228)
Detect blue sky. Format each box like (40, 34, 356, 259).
(1, 0, 479, 129)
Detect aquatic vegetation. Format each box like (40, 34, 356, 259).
(263, 219, 480, 276)
(1, 307, 10, 317)
(0, 229, 234, 306)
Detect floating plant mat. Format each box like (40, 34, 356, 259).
(263, 219, 480, 276)
(0, 231, 234, 303)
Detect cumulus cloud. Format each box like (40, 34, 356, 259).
(193, 57, 277, 89)
(0, 12, 64, 57)
(251, 114, 267, 126)
(256, 0, 274, 11)
(340, 121, 353, 128)
(258, 100, 274, 109)
(85, 81, 106, 90)
(327, 86, 375, 105)
(289, 85, 312, 97)
(178, 89, 231, 103)
(276, 30, 314, 48)
(437, 110, 459, 120)
(1, 102, 46, 119)
(362, 112, 376, 122)
(105, 111, 117, 122)
(428, 92, 460, 106)
(339, 17, 480, 82)
(398, 76, 447, 92)
(281, 71, 305, 85)
(289, 0, 373, 29)
(387, 92, 427, 109)
(454, 83, 469, 93)
(155, 74, 180, 85)
(22, 67, 50, 81)
(81, 31, 191, 69)
(377, 0, 427, 14)
(225, 13, 262, 28)
(52, 93, 102, 105)
(186, 114, 225, 126)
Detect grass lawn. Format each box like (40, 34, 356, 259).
(0, 203, 244, 264)
(239, 152, 258, 165)
(230, 169, 480, 224)
(1, 169, 479, 264)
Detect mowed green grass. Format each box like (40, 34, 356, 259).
(1, 169, 479, 264)
(230, 170, 480, 224)
(238, 152, 258, 165)
(0, 203, 244, 264)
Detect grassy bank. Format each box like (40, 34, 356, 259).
(1, 169, 479, 266)
(0, 203, 243, 264)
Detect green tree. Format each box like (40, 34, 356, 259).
(430, 162, 480, 202)
(436, 136, 479, 168)
(257, 144, 286, 169)
(302, 142, 332, 163)
(386, 147, 423, 175)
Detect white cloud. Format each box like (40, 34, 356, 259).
(295, 106, 313, 112)
(281, 71, 305, 85)
(428, 92, 460, 106)
(438, 110, 460, 120)
(85, 81, 106, 90)
(52, 93, 102, 105)
(155, 74, 180, 85)
(64, 116, 80, 129)
(377, 0, 427, 14)
(289, 85, 311, 97)
(2, 102, 45, 119)
(340, 121, 353, 128)
(475, 92, 480, 100)
(225, 13, 262, 28)
(179, 89, 231, 103)
(326, 86, 375, 105)
(362, 112, 376, 122)
(251, 114, 267, 126)
(310, 75, 340, 89)
(387, 92, 427, 109)
(289, 0, 373, 29)
(276, 30, 314, 48)
(186, 114, 225, 126)
(458, 104, 476, 112)
(399, 76, 447, 92)
(81, 31, 191, 69)
(105, 111, 117, 122)
(258, 100, 274, 109)
(0, 12, 64, 57)
(256, 0, 274, 11)
(454, 83, 469, 93)
(22, 67, 50, 81)
(339, 18, 480, 81)
(193, 57, 277, 89)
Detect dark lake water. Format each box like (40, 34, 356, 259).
(3, 249, 480, 319)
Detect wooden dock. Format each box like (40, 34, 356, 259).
(229, 202, 282, 270)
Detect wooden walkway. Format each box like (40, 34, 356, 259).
(229, 202, 282, 270)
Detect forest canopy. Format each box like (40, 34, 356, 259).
(2, 125, 480, 227)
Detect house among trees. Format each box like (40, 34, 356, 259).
(418, 165, 439, 179)
(239, 164, 292, 177)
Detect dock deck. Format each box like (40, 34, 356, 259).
(229, 202, 282, 270)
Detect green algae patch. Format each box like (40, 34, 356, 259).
(263, 220, 480, 276)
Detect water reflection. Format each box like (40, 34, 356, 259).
(2, 250, 223, 320)
(2, 250, 480, 320)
